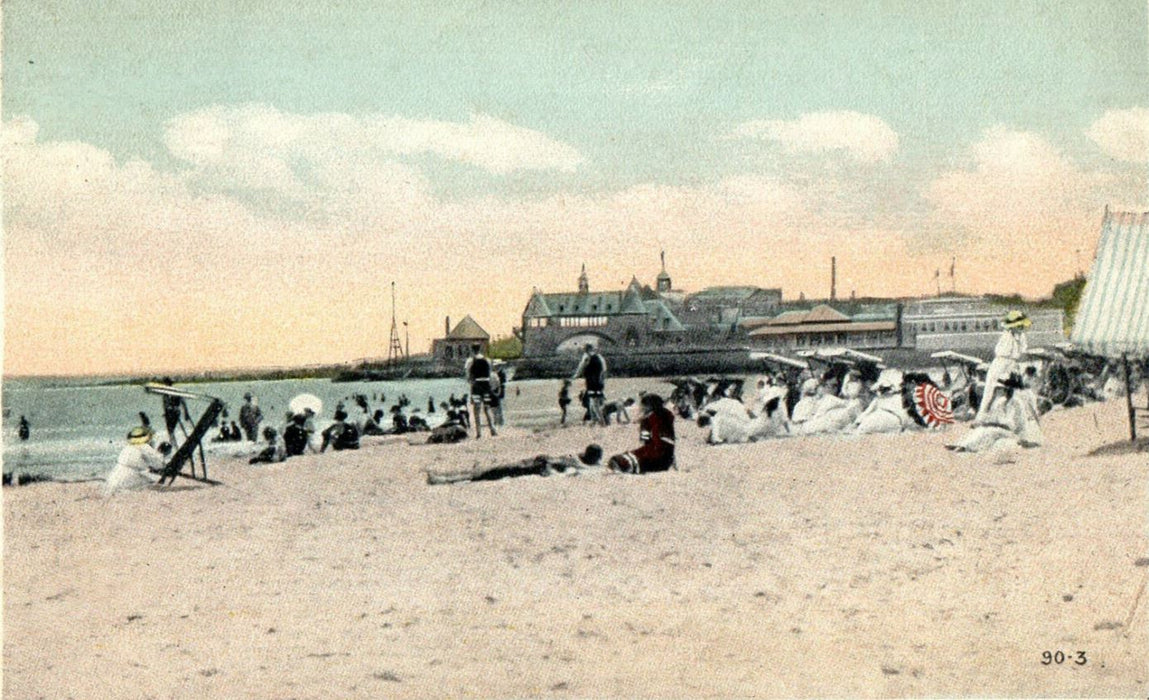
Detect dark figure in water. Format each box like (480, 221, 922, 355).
(18, 415, 30, 441)
(428, 396, 436, 414)
(161, 377, 192, 442)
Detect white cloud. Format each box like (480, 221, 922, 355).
(164, 104, 584, 178)
(922, 126, 1110, 289)
(730, 111, 899, 163)
(1086, 107, 1149, 163)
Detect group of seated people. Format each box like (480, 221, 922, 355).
(947, 371, 1043, 453)
(696, 363, 1046, 455)
(248, 406, 364, 464)
(212, 419, 246, 442)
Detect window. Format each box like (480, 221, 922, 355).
(444, 346, 453, 359)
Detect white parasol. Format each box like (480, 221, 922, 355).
(289, 393, 323, 416)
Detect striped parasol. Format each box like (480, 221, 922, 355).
(912, 383, 954, 427)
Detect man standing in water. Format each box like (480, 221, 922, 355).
(239, 392, 264, 442)
(161, 377, 193, 447)
(572, 343, 608, 426)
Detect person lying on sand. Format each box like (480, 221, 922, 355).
(426, 410, 469, 444)
(427, 444, 603, 484)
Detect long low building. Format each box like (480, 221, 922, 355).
(901, 296, 1066, 352)
(744, 303, 900, 351)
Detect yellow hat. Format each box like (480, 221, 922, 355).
(127, 426, 153, 445)
(1001, 310, 1032, 329)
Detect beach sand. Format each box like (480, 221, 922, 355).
(5, 397, 1148, 698)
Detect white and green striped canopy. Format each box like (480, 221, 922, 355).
(1071, 209, 1149, 357)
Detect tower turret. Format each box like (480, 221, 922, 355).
(656, 250, 671, 293)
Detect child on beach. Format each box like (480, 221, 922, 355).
(558, 379, 572, 424)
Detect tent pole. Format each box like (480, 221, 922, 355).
(1123, 354, 1136, 442)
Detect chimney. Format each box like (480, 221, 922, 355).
(445, 316, 450, 337)
(830, 257, 837, 301)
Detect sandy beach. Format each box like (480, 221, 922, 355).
(4, 394, 1148, 698)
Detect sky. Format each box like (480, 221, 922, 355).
(3, 0, 1148, 377)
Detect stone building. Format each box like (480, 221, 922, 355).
(431, 315, 490, 367)
(520, 260, 783, 356)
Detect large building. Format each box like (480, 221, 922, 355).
(901, 297, 1066, 352)
(519, 262, 782, 356)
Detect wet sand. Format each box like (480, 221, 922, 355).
(4, 396, 1148, 698)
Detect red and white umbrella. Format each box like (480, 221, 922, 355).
(912, 383, 954, 427)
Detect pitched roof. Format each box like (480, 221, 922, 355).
(805, 304, 851, 323)
(619, 281, 648, 314)
(522, 291, 553, 318)
(685, 286, 761, 302)
(644, 300, 686, 331)
(766, 310, 810, 326)
(446, 315, 489, 340)
(1071, 209, 1149, 356)
(530, 291, 625, 316)
(749, 320, 895, 336)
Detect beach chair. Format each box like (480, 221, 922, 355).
(144, 383, 225, 485)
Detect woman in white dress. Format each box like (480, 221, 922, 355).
(949, 373, 1031, 453)
(105, 426, 166, 494)
(977, 310, 1030, 418)
(853, 374, 909, 435)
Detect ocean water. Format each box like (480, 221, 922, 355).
(1, 375, 672, 481)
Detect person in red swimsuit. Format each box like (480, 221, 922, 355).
(608, 393, 676, 474)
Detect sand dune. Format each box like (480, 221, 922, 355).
(4, 397, 1147, 698)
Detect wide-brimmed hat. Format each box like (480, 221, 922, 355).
(127, 425, 154, 445)
(579, 444, 604, 466)
(872, 368, 903, 394)
(1001, 310, 1032, 330)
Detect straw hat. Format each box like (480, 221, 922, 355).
(127, 426, 154, 445)
(1001, 310, 1032, 330)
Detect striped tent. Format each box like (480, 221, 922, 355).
(1071, 209, 1149, 355)
(1071, 208, 1149, 440)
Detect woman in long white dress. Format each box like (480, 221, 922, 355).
(105, 426, 166, 494)
(977, 310, 1030, 418)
